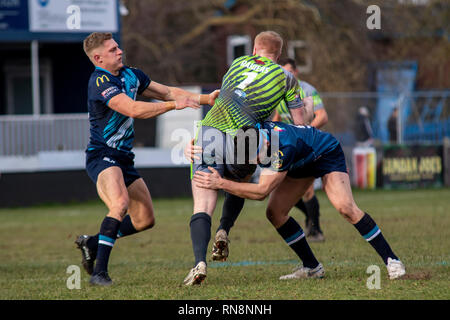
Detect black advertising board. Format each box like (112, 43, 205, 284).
(382, 145, 443, 189)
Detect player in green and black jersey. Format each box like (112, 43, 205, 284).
(184, 31, 313, 286)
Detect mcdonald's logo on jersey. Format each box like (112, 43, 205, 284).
(96, 75, 110, 86)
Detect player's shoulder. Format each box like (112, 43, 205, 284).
(88, 67, 120, 88)
(299, 80, 318, 94)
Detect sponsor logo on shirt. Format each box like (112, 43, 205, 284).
(101, 86, 120, 99)
(96, 75, 110, 87)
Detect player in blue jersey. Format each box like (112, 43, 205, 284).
(274, 58, 328, 241)
(192, 123, 406, 280)
(75, 32, 219, 286)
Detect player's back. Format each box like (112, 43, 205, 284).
(202, 55, 302, 134)
(263, 121, 340, 170)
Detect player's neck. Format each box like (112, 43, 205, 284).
(95, 64, 120, 76)
(255, 53, 277, 62)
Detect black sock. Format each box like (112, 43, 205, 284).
(305, 196, 322, 233)
(117, 215, 138, 238)
(218, 192, 245, 235)
(86, 215, 138, 255)
(276, 217, 319, 269)
(93, 216, 121, 275)
(190, 212, 211, 266)
(354, 213, 399, 265)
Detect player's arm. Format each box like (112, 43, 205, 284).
(141, 81, 219, 106)
(289, 96, 314, 125)
(107, 92, 199, 119)
(272, 110, 282, 122)
(309, 108, 328, 129)
(193, 167, 287, 201)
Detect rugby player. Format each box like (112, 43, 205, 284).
(184, 31, 314, 285)
(273, 58, 328, 242)
(192, 123, 406, 280)
(75, 32, 218, 286)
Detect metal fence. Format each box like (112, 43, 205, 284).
(0, 91, 448, 157)
(320, 91, 449, 146)
(0, 113, 89, 156)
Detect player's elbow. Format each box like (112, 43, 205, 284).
(128, 102, 143, 119)
(253, 193, 268, 201)
(253, 185, 271, 200)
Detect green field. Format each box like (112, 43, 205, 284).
(0, 188, 449, 300)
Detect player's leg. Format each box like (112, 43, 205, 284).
(184, 181, 218, 285)
(184, 125, 227, 285)
(322, 171, 405, 279)
(303, 183, 324, 241)
(212, 170, 254, 262)
(89, 166, 129, 285)
(293, 198, 309, 231)
(266, 176, 324, 279)
(122, 177, 155, 237)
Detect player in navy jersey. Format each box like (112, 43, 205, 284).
(192, 122, 406, 280)
(75, 32, 219, 286)
(274, 57, 328, 241)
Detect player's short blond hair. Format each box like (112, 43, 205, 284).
(254, 31, 283, 57)
(83, 32, 113, 58)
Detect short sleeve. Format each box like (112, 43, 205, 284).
(129, 67, 151, 94)
(90, 75, 122, 106)
(283, 71, 304, 110)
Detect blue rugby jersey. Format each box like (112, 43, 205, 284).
(260, 121, 339, 172)
(86, 66, 151, 153)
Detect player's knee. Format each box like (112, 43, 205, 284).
(265, 207, 277, 225)
(111, 197, 129, 218)
(336, 203, 360, 223)
(142, 216, 155, 230)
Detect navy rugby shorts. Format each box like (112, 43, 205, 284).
(86, 147, 141, 187)
(287, 144, 348, 179)
(190, 125, 256, 181)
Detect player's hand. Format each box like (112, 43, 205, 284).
(175, 96, 200, 110)
(207, 90, 220, 106)
(184, 138, 202, 163)
(193, 166, 222, 189)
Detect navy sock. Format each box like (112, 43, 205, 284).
(93, 216, 121, 275)
(217, 192, 245, 235)
(305, 196, 322, 232)
(190, 212, 211, 266)
(117, 215, 138, 238)
(87, 215, 140, 254)
(354, 213, 399, 265)
(276, 217, 319, 269)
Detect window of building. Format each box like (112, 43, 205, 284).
(227, 35, 251, 66)
(4, 59, 53, 115)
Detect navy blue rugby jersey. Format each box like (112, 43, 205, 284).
(259, 121, 340, 172)
(86, 66, 151, 153)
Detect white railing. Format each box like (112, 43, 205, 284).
(0, 113, 89, 156)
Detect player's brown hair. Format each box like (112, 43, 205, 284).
(83, 32, 113, 57)
(254, 31, 283, 57)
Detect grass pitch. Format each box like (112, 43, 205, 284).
(0, 188, 449, 300)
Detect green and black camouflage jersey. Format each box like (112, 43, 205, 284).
(276, 80, 324, 125)
(201, 55, 304, 134)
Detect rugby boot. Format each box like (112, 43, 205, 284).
(387, 258, 406, 279)
(279, 263, 325, 280)
(211, 229, 229, 261)
(90, 271, 113, 286)
(75, 235, 96, 275)
(184, 261, 207, 286)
